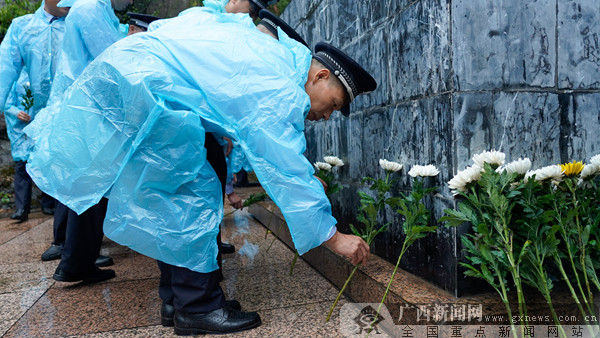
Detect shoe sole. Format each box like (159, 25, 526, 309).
(95, 258, 114, 267)
(53, 273, 79, 282)
(161, 317, 174, 327)
(53, 272, 116, 283)
(41, 254, 62, 261)
(173, 319, 261, 336)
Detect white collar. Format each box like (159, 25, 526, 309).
(43, 9, 61, 24)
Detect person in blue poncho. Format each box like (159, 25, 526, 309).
(2, 73, 56, 222)
(204, 0, 276, 19)
(0, 0, 69, 223)
(25, 0, 133, 283)
(127, 12, 161, 35)
(26, 7, 376, 334)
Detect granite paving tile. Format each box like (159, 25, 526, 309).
(97, 236, 135, 257)
(222, 259, 339, 312)
(0, 214, 52, 245)
(0, 242, 57, 265)
(68, 325, 176, 337)
(69, 325, 178, 338)
(0, 260, 56, 294)
(50, 251, 160, 289)
(70, 299, 350, 338)
(0, 287, 48, 336)
(218, 300, 349, 338)
(220, 214, 300, 271)
(3, 279, 162, 337)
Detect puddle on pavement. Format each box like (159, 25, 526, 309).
(231, 210, 250, 236)
(238, 240, 259, 266)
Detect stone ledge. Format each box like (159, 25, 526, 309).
(248, 201, 512, 325)
(249, 199, 586, 328)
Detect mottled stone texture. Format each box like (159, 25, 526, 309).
(284, 0, 600, 296)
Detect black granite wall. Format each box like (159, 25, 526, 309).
(282, 0, 600, 296)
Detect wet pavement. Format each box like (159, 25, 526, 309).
(0, 188, 347, 337)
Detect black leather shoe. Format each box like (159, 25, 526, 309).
(225, 300, 242, 311)
(41, 244, 62, 261)
(162, 303, 175, 327)
(94, 255, 114, 267)
(53, 267, 115, 283)
(174, 307, 260, 335)
(219, 243, 235, 254)
(42, 207, 55, 215)
(10, 209, 28, 222)
(161, 300, 242, 327)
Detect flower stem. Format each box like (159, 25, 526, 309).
(554, 254, 590, 318)
(223, 209, 237, 218)
(553, 185, 594, 316)
(569, 183, 595, 310)
(564, 230, 593, 316)
(370, 240, 410, 335)
(496, 271, 518, 338)
(500, 215, 527, 330)
(326, 263, 360, 322)
(536, 262, 568, 338)
(266, 220, 285, 252)
(264, 205, 274, 239)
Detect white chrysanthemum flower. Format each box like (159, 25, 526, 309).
(504, 158, 532, 175)
(525, 165, 564, 183)
(408, 164, 439, 177)
(590, 154, 600, 166)
(472, 150, 506, 167)
(448, 165, 482, 195)
(323, 156, 344, 167)
(580, 163, 599, 180)
(25, 82, 30, 87)
(314, 162, 332, 171)
(379, 159, 403, 172)
(524, 170, 536, 182)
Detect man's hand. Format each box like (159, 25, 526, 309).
(17, 111, 31, 122)
(227, 192, 243, 209)
(325, 230, 370, 265)
(315, 175, 328, 191)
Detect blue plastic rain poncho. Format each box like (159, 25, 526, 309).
(26, 0, 127, 141)
(48, 0, 125, 101)
(26, 8, 336, 273)
(0, 3, 65, 128)
(2, 72, 33, 161)
(202, 0, 228, 13)
(226, 141, 253, 183)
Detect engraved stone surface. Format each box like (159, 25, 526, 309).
(389, 0, 452, 101)
(452, 0, 556, 90)
(558, 1, 600, 89)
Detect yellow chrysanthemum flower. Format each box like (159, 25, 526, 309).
(560, 161, 584, 177)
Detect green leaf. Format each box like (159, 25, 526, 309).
(242, 191, 268, 208)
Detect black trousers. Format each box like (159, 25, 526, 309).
(57, 198, 108, 274)
(157, 261, 225, 313)
(157, 133, 228, 313)
(52, 201, 69, 246)
(205, 133, 228, 270)
(14, 160, 55, 213)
